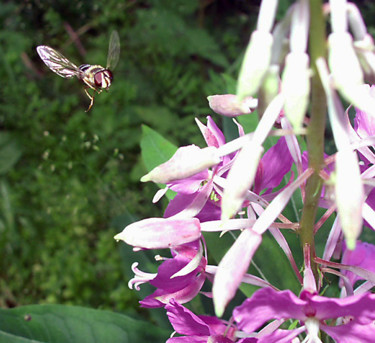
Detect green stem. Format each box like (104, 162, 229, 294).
(298, 0, 327, 281)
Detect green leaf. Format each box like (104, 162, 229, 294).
(140, 125, 177, 171)
(0, 304, 169, 343)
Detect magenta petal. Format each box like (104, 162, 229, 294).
(168, 170, 209, 194)
(139, 296, 164, 308)
(233, 288, 306, 332)
(165, 299, 211, 336)
(206, 116, 226, 147)
(196, 201, 221, 222)
(255, 137, 293, 193)
(141, 272, 206, 307)
(257, 328, 305, 343)
(167, 337, 207, 343)
(150, 256, 198, 292)
(165, 192, 199, 218)
(305, 291, 375, 323)
(341, 241, 375, 286)
(323, 321, 375, 343)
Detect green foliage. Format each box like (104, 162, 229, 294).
(0, 0, 260, 320)
(0, 304, 169, 343)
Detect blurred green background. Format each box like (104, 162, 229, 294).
(1, 0, 375, 324)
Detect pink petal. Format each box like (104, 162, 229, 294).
(213, 229, 262, 317)
(165, 299, 211, 336)
(233, 288, 306, 333)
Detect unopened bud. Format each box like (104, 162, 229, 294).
(114, 217, 201, 250)
(141, 145, 220, 184)
(328, 32, 364, 101)
(335, 149, 364, 250)
(237, 31, 273, 100)
(282, 52, 310, 130)
(207, 94, 258, 117)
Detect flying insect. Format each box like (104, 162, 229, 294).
(36, 31, 120, 111)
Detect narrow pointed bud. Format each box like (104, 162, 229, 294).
(282, 52, 310, 129)
(213, 228, 262, 317)
(335, 150, 364, 250)
(114, 217, 201, 250)
(207, 94, 258, 117)
(328, 32, 364, 104)
(141, 145, 220, 184)
(221, 140, 264, 220)
(237, 31, 273, 100)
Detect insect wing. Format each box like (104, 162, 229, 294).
(36, 46, 80, 79)
(106, 31, 120, 70)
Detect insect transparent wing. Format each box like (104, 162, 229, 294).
(36, 46, 80, 79)
(106, 31, 120, 70)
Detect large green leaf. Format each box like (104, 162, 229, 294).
(0, 305, 169, 343)
(140, 125, 177, 172)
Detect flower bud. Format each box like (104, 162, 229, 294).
(282, 52, 310, 129)
(141, 145, 221, 184)
(114, 217, 201, 250)
(237, 30, 273, 100)
(335, 149, 364, 250)
(207, 94, 257, 117)
(328, 32, 364, 103)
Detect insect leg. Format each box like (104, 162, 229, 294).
(84, 88, 95, 112)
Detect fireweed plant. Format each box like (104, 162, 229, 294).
(115, 1, 375, 342)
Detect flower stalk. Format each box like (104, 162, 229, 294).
(298, 0, 327, 281)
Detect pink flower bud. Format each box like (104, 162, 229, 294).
(141, 145, 221, 184)
(207, 94, 257, 117)
(114, 217, 201, 250)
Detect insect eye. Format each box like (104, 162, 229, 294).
(94, 72, 103, 87)
(104, 70, 113, 82)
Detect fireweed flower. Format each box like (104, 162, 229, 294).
(233, 287, 375, 343)
(115, 218, 207, 307)
(162, 116, 234, 221)
(139, 242, 208, 308)
(161, 116, 293, 221)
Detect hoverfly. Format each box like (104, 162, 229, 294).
(36, 31, 120, 111)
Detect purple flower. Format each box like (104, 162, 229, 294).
(139, 243, 207, 308)
(233, 287, 375, 342)
(165, 119, 293, 221)
(164, 116, 238, 221)
(165, 299, 237, 342)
